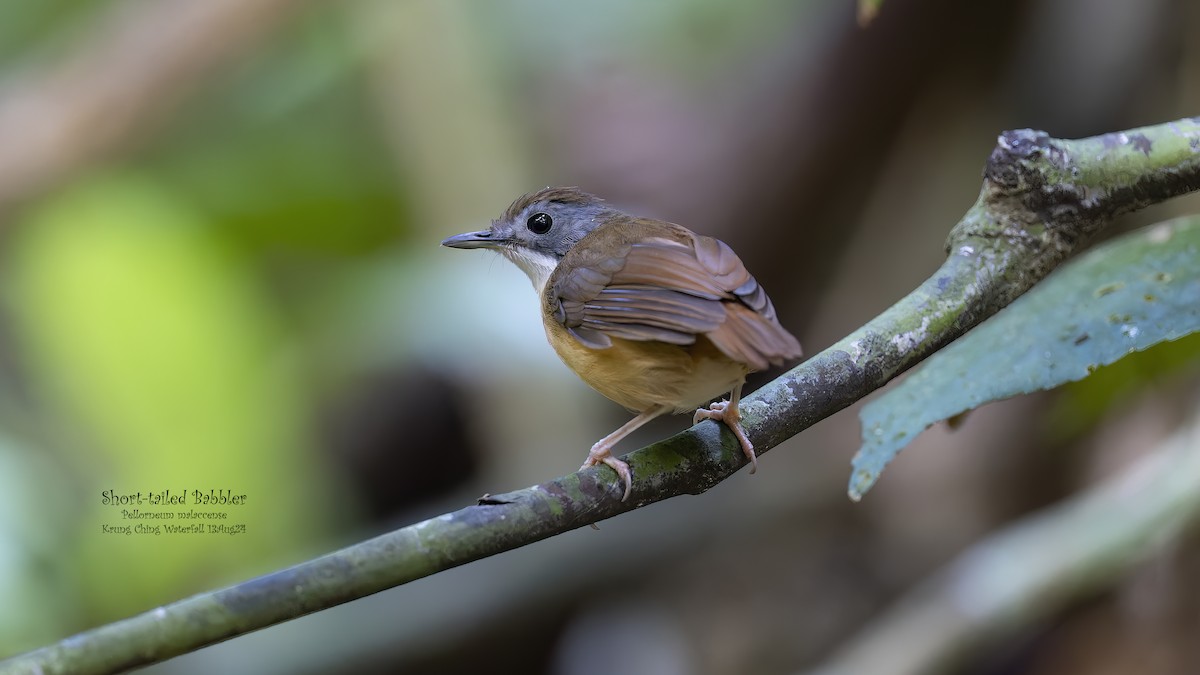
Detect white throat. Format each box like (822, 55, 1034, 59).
(502, 247, 560, 295)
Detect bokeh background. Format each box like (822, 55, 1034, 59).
(1, 0, 1199, 673)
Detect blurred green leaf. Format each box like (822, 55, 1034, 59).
(0, 433, 78, 656)
(4, 174, 334, 622)
(0, 1, 112, 63)
(489, 0, 812, 79)
(157, 119, 404, 257)
(142, 6, 405, 260)
(850, 217, 1200, 500)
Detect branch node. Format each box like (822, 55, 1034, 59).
(985, 128, 1054, 193)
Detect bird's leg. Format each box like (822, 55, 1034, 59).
(581, 405, 670, 501)
(693, 382, 757, 473)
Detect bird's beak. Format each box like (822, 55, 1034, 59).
(441, 230, 502, 250)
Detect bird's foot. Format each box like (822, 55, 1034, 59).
(580, 445, 633, 501)
(694, 399, 757, 474)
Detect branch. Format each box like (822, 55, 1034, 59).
(806, 398, 1200, 675)
(4, 118, 1200, 675)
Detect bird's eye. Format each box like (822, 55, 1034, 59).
(526, 212, 553, 234)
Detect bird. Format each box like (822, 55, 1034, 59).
(442, 187, 801, 500)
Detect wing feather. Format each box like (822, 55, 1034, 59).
(548, 219, 801, 370)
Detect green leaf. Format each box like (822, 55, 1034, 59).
(850, 217, 1200, 500)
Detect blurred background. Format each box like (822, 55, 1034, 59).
(1, 0, 1199, 673)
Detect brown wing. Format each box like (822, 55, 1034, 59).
(548, 221, 801, 371)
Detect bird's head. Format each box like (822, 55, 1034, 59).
(441, 187, 616, 292)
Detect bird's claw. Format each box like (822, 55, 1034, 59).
(581, 448, 633, 501)
(694, 399, 758, 474)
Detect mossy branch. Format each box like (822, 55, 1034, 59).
(4, 118, 1200, 675)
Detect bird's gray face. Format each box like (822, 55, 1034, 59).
(441, 187, 614, 292)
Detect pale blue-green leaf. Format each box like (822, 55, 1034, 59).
(850, 217, 1200, 500)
